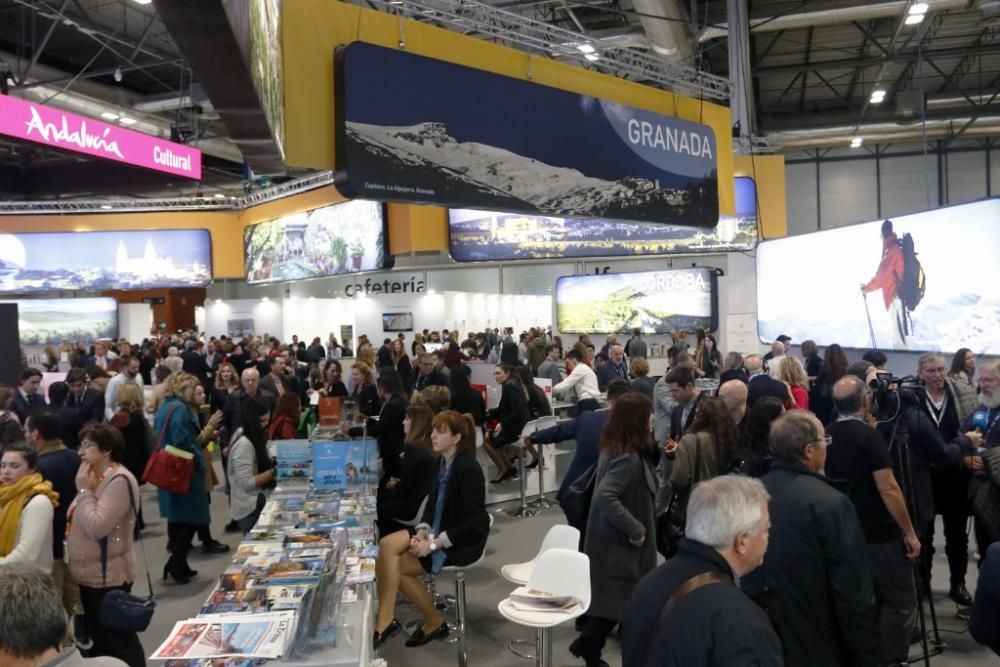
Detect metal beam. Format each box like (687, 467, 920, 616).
(754, 42, 1000, 76)
(935, 26, 1000, 95)
(20, 0, 70, 86)
(10, 58, 186, 90)
(799, 26, 813, 113)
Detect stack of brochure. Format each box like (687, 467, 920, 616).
(151, 611, 297, 661)
(507, 587, 581, 613)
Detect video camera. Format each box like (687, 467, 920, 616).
(870, 372, 923, 415)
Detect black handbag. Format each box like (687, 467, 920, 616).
(98, 476, 156, 633)
(559, 463, 596, 528)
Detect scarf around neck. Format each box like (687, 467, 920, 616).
(0, 472, 59, 556)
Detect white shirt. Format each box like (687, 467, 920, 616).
(553, 363, 601, 402)
(768, 354, 805, 380)
(104, 372, 145, 420)
(0, 494, 54, 572)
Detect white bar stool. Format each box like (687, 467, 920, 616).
(511, 420, 541, 517)
(498, 548, 591, 667)
(500, 524, 580, 660)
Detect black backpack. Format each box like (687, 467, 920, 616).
(897, 232, 926, 311)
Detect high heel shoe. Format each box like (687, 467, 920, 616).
(162, 563, 192, 585)
(373, 618, 401, 650)
(489, 468, 518, 484)
(569, 639, 610, 667)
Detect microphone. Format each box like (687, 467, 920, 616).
(972, 411, 990, 433)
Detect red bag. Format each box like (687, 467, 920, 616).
(142, 406, 195, 495)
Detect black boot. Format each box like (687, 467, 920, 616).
(950, 580, 973, 606)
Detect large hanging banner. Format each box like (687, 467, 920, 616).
(335, 42, 719, 227)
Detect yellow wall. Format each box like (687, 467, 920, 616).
(0, 211, 244, 278)
(282, 1, 736, 216)
(734, 154, 787, 239)
(386, 204, 447, 254)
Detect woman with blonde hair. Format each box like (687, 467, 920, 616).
(778, 356, 810, 411)
(349, 361, 382, 418)
(153, 371, 211, 583)
(110, 382, 150, 495)
(357, 344, 377, 375)
(212, 361, 240, 413)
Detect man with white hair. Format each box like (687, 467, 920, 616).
(968, 359, 1000, 550)
(742, 410, 880, 667)
(621, 476, 782, 667)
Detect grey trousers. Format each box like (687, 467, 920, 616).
(867, 538, 917, 664)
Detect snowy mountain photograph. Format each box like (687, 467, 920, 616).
(336, 43, 719, 227)
(757, 198, 1000, 354)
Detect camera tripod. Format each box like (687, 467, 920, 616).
(885, 411, 944, 666)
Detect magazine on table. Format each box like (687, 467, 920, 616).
(150, 611, 296, 660)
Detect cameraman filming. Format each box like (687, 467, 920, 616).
(913, 353, 983, 608)
(825, 375, 920, 666)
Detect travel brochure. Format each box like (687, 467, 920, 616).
(151, 612, 296, 661)
(271, 438, 379, 490)
(152, 471, 378, 662)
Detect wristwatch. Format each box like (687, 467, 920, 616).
(429, 539, 438, 552)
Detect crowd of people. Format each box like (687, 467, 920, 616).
(1, 326, 999, 667)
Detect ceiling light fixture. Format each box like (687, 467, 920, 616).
(850, 137, 863, 148)
(113, 66, 122, 83)
(213, 193, 226, 199)
(904, 13, 925, 25)
(100, 112, 119, 120)
(585, 54, 600, 62)
(132, 0, 153, 5)
(576, 43, 596, 54)
(118, 117, 137, 125)
(869, 89, 887, 104)
(908, 2, 929, 14)
(99, 205, 113, 210)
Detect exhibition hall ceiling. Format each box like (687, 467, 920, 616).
(2, 0, 999, 200)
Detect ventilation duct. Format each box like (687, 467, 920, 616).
(630, 0, 695, 63)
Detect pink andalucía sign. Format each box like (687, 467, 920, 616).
(0, 94, 202, 180)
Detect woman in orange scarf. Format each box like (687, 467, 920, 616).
(0, 442, 59, 570)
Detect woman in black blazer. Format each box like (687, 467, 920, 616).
(482, 364, 531, 484)
(349, 361, 382, 418)
(377, 404, 437, 535)
(373, 410, 489, 650)
(448, 364, 486, 426)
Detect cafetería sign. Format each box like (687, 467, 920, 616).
(0, 95, 202, 180)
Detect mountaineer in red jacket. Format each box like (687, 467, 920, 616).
(861, 219, 908, 349)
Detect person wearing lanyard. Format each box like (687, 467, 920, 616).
(916, 353, 983, 608)
(596, 344, 629, 391)
(372, 410, 489, 650)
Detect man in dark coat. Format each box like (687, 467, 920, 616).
(64, 368, 105, 424)
(529, 381, 632, 547)
(408, 353, 448, 396)
(745, 354, 791, 408)
(742, 410, 880, 667)
(350, 372, 407, 482)
(621, 475, 782, 667)
(181, 340, 211, 388)
(11, 368, 45, 423)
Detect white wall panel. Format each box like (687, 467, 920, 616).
(946, 151, 987, 205)
(785, 162, 818, 235)
(880, 154, 939, 218)
(818, 160, 878, 228)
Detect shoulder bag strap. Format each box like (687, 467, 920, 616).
(156, 405, 177, 451)
(643, 570, 732, 667)
(99, 475, 155, 598)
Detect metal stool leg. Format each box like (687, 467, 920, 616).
(511, 446, 537, 517)
(456, 569, 469, 667)
(530, 444, 554, 509)
(539, 627, 552, 667)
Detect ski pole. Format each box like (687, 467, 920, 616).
(861, 290, 878, 350)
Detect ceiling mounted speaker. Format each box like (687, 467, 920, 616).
(895, 89, 926, 125)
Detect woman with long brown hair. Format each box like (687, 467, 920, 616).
(268, 392, 301, 440)
(572, 392, 657, 667)
(377, 404, 439, 535)
(373, 410, 489, 649)
(810, 343, 848, 425)
(670, 396, 741, 519)
(483, 364, 531, 483)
